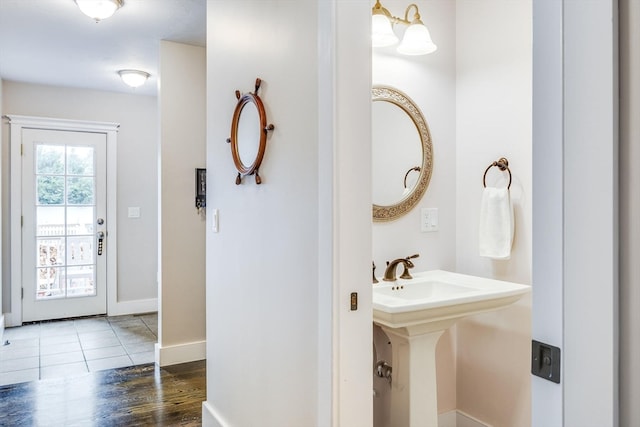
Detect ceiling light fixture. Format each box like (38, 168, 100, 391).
(118, 69, 150, 88)
(371, 1, 437, 55)
(75, 0, 123, 22)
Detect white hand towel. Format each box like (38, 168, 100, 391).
(479, 187, 514, 260)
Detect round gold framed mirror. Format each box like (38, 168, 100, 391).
(372, 86, 433, 221)
(228, 78, 274, 185)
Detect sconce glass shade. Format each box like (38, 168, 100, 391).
(397, 23, 438, 55)
(118, 69, 150, 88)
(372, 14, 399, 47)
(75, 0, 123, 21)
(371, 1, 438, 56)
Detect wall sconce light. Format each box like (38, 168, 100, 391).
(118, 69, 150, 88)
(372, 1, 437, 55)
(75, 0, 123, 22)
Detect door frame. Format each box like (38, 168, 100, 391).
(7, 115, 118, 327)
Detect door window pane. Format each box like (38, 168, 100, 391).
(67, 206, 94, 235)
(36, 238, 66, 300)
(37, 238, 65, 268)
(67, 177, 94, 205)
(36, 145, 64, 174)
(67, 146, 94, 175)
(37, 176, 64, 205)
(36, 267, 65, 300)
(36, 207, 65, 236)
(67, 266, 95, 297)
(67, 236, 93, 266)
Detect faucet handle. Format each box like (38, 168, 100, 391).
(399, 254, 419, 280)
(372, 261, 379, 284)
(399, 268, 413, 279)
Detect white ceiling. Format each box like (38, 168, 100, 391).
(0, 0, 206, 97)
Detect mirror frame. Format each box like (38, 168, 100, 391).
(228, 78, 274, 185)
(372, 85, 433, 221)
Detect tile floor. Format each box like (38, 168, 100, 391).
(0, 313, 157, 386)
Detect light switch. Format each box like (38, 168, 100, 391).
(128, 207, 141, 218)
(212, 208, 219, 233)
(421, 208, 439, 232)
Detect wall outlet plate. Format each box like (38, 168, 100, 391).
(421, 208, 438, 232)
(531, 340, 561, 383)
(128, 207, 140, 218)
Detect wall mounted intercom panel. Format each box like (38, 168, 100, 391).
(196, 168, 206, 211)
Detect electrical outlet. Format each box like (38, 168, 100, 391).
(421, 208, 439, 232)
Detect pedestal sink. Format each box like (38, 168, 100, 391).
(372, 270, 530, 427)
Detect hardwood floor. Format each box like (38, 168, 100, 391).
(0, 360, 206, 426)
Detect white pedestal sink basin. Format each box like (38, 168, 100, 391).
(372, 270, 530, 427)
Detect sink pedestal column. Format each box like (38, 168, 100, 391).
(380, 320, 455, 427)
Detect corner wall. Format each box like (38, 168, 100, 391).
(156, 41, 206, 366)
(455, 1, 532, 426)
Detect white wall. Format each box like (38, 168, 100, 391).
(563, 1, 618, 425)
(455, 1, 532, 426)
(156, 41, 206, 365)
(620, 0, 640, 424)
(531, 0, 564, 423)
(0, 76, 3, 340)
(1, 81, 158, 318)
(532, 0, 619, 425)
(203, 1, 372, 426)
(372, 0, 458, 418)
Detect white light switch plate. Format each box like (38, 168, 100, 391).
(128, 207, 141, 218)
(421, 208, 438, 232)
(212, 208, 219, 233)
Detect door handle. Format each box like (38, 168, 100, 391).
(97, 231, 105, 256)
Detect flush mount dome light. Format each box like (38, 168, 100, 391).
(75, 0, 123, 21)
(118, 69, 150, 88)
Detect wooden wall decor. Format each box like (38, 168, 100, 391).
(226, 78, 275, 185)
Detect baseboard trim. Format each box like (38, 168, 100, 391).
(203, 403, 490, 427)
(456, 410, 492, 427)
(437, 410, 491, 427)
(155, 340, 205, 367)
(438, 410, 458, 427)
(4, 312, 20, 328)
(108, 298, 158, 317)
(202, 401, 231, 427)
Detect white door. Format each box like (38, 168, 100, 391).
(21, 128, 108, 322)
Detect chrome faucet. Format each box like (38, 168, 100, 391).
(383, 254, 419, 282)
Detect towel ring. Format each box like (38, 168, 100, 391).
(483, 157, 512, 189)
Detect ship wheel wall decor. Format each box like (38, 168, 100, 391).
(226, 78, 275, 185)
